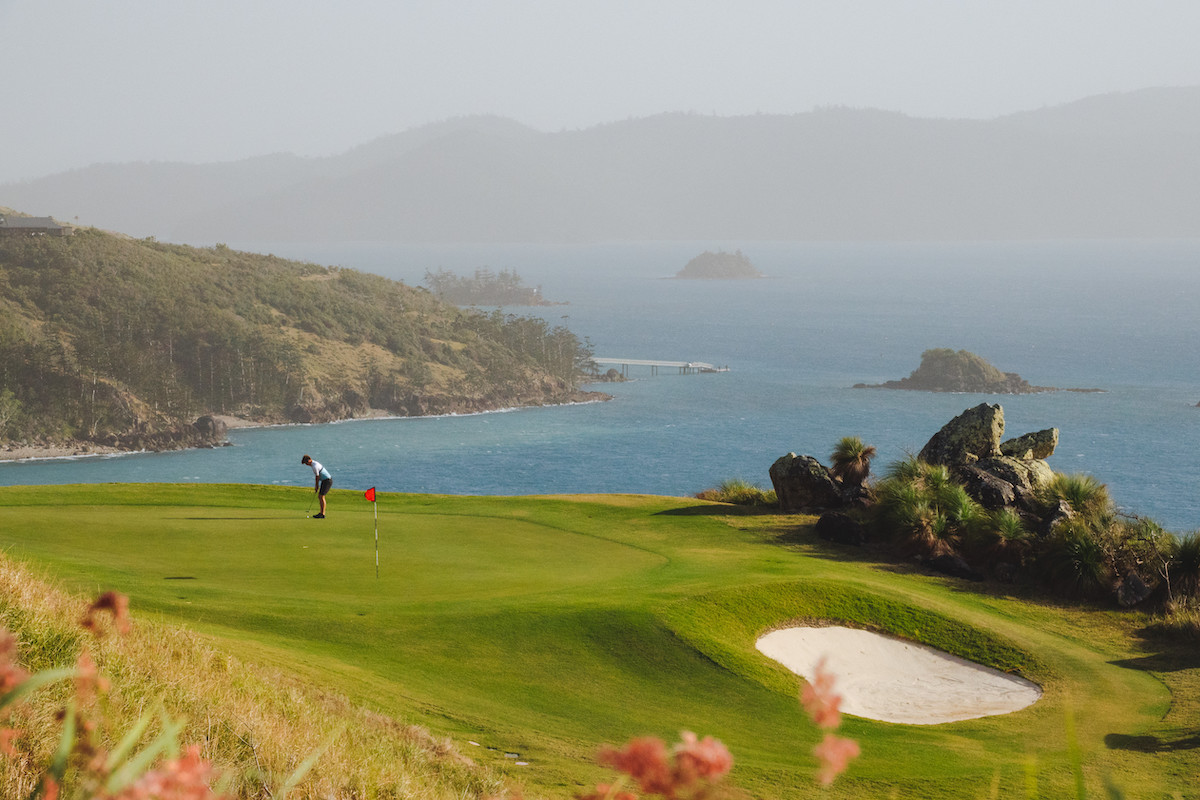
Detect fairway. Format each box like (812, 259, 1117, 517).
(0, 484, 1191, 798)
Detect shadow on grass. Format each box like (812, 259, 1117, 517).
(1110, 627, 1200, 672)
(1106, 731, 1200, 752)
(171, 516, 287, 521)
(653, 504, 780, 518)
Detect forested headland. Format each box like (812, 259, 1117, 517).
(0, 223, 601, 453)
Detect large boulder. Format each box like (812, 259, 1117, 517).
(769, 453, 842, 511)
(918, 403, 1004, 467)
(192, 415, 228, 443)
(974, 455, 1055, 506)
(959, 464, 1017, 510)
(1000, 428, 1059, 460)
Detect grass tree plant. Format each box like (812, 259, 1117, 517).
(828, 436, 877, 492)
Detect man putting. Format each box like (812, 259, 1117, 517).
(301, 454, 332, 518)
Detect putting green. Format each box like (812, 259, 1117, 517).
(0, 484, 1187, 798)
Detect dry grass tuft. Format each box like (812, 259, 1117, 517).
(0, 556, 510, 799)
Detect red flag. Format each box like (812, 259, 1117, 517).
(364, 487, 376, 502)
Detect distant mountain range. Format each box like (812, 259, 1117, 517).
(4, 87, 1199, 243)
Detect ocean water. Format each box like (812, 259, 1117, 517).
(4, 240, 1199, 532)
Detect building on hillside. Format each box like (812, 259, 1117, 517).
(0, 215, 74, 236)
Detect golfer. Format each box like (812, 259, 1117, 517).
(301, 455, 332, 518)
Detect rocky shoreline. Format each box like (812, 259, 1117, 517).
(0, 392, 610, 463)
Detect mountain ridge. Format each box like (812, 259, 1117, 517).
(5, 87, 1199, 243)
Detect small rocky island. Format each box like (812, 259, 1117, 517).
(423, 267, 560, 306)
(854, 348, 1102, 394)
(674, 249, 763, 279)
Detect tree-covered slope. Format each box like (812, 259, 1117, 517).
(0, 226, 598, 448)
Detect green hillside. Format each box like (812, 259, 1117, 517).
(1, 485, 1194, 798)
(0, 221, 597, 450)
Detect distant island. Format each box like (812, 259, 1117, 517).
(854, 349, 1103, 394)
(423, 267, 559, 306)
(674, 249, 763, 279)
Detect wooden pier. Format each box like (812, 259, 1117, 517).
(592, 358, 730, 377)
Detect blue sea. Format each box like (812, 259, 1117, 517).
(4, 240, 1199, 532)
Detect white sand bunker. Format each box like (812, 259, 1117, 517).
(757, 626, 1042, 725)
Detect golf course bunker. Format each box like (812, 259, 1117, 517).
(756, 626, 1042, 725)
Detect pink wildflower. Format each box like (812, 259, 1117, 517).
(800, 657, 842, 730)
(0, 727, 20, 757)
(672, 731, 733, 783)
(597, 732, 733, 798)
(0, 629, 29, 694)
(81, 591, 131, 637)
(813, 733, 860, 786)
(74, 651, 111, 705)
(598, 736, 675, 796)
(109, 744, 228, 800)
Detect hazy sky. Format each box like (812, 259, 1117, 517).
(2, 0, 1199, 183)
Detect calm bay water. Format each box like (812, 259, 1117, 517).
(4, 240, 1199, 531)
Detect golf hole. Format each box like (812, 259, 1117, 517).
(756, 626, 1042, 725)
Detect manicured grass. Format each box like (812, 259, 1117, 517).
(0, 484, 1192, 798)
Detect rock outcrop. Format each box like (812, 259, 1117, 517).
(769, 453, 842, 511)
(855, 348, 1101, 394)
(919, 403, 1058, 511)
(918, 403, 1005, 466)
(192, 415, 228, 442)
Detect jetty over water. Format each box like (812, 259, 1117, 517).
(593, 358, 729, 377)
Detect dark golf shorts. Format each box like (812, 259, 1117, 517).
(318, 477, 332, 496)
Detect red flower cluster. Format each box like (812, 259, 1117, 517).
(584, 731, 732, 800)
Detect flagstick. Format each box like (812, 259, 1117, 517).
(374, 500, 379, 579)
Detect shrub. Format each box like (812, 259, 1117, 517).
(1039, 473, 1111, 520)
(965, 508, 1032, 565)
(1036, 520, 1114, 600)
(1144, 597, 1200, 640)
(829, 436, 876, 490)
(1165, 531, 1200, 600)
(873, 458, 979, 559)
(695, 478, 777, 507)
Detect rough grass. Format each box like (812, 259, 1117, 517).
(0, 484, 1196, 799)
(694, 478, 777, 507)
(0, 557, 506, 800)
